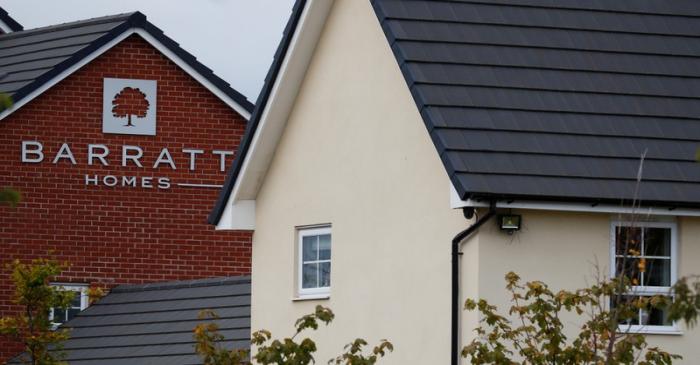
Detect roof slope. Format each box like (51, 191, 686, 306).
(0, 7, 23, 32)
(0, 12, 253, 115)
(15, 276, 251, 365)
(372, 0, 700, 207)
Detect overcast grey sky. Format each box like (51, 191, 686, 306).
(1, 0, 296, 102)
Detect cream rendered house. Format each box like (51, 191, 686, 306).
(210, 0, 700, 364)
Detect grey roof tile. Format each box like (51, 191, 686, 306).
(373, 0, 700, 207)
(9, 276, 251, 364)
(0, 12, 253, 113)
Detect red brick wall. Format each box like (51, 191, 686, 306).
(0, 35, 251, 360)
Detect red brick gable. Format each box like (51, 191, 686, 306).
(0, 35, 251, 360)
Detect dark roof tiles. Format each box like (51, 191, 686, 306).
(210, 0, 700, 226)
(10, 276, 251, 365)
(373, 0, 700, 207)
(0, 12, 253, 113)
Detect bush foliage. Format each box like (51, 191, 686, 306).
(194, 305, 392, 365)
(463, 272, 700, 365)
(0, 259, 74, 365)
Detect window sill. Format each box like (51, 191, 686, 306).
(619, 326, 683, 336)
(292, 294, 330, 302)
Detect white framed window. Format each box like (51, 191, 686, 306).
(49, 283, 89, 328)
(297, 226, 331, 298)
(610, 221, 679, 334)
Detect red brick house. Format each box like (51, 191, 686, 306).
(0, 9, 253, 361)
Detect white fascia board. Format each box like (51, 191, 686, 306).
(0, 28, 251, 122)
(0, 20, 13, 33)
(216, 0, 335, 230)
(235, 0, 334, 199)
(450, 184, 700, 217)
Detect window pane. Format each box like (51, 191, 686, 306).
(616, 226, 641, 256)
(53, 308, 68, 324)
(302, 236, 317, 262)
(302, 263, 318, 289)
(612, 296, 639, 326)
(619, 315, 640, 326)
(52, 291, 81, 325)
(646, 305, 672, 326)
(319, 262, 331, 287)
(69, 292, 81, 308)
(615, 257, 641, 284)
(318, 234, 331, 260)
(645, 259, 671, 287)
(644, 228, 671, 257)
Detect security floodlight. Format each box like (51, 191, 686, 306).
(498, 214, 521, 234)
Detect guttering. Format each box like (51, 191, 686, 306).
(451, 201, 496, 365)
(449, 185, 700, 217)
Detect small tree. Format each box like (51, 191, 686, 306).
(462, 271, 700, 364)
(0, 259, 75, 365)
(111, 87, 150, 127)
(194, 305, 392, 365)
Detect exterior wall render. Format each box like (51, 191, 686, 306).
(474, 211, 700, 363)
(250, 0, 467, 363)
(246, 0, 700, 363)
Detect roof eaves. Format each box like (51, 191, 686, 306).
(0, 7, 23, 32)
(465, 191, 700, 212)
(208, 0, 308, 225)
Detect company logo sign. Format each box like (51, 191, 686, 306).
(18, 78, 234, 190)
(103, 78, 157, 136)
(21, 142, 234, 190)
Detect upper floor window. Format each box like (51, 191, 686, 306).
(298, 226, 331, 297)
(50, 283, 88, 328)
(611, 221, 678, 333)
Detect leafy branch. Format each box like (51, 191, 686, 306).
(194, 306, 392, 365)
(0, 259, 75, 365)
(463, 271, 699, 364)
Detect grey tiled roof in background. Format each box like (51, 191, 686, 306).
(10, 276, 251, 365)
(0, 12, 253, 113)
(0, 14, 131, 96)
(372, 0, 700, 207)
